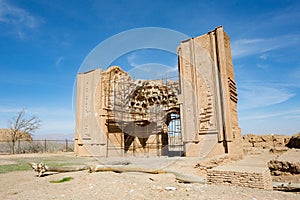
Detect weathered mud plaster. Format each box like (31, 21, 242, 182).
(177, 26, 242, 157)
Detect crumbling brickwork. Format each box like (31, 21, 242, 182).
(268, 149, 300, 175)
(207, 167, 273, 190)
(177, 26, 242, 157)
(75, 66, 180, 156)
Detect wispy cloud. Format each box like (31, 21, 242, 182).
(128, 63, 177, 80)
(126, 50, 178, 79)
(55, 56, 64, 70)
(259, 53, 268, 60)
(0, 0, 41, 39)
(290, 67, 300, 79)
(240, 109, 300, 121)
(127, 52, 138, 67)
(0, 107, 22, 113)
(238, 84, 296, 110)
(271, 5, 300, 26)
(256, 64, 269, 69)
(231, 34, 300, 59)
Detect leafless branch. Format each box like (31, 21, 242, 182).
(7, 109, 41, 154)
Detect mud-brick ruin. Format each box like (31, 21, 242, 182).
(75, 26, 243, 157)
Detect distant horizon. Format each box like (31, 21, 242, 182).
(30, 131, 299, 141)
(0, 128, 298, 141)
(32, 133, 74, 140)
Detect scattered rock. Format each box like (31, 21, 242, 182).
(273, 171, 282, 176)
(269, 147, 289, 154)
(165, 186, 177, 191)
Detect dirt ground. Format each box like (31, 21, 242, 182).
(0, 152, 299, 200)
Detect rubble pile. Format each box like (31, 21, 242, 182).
(286, 133, 300, 149)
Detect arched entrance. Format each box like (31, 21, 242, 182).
(164, 112, 183, 156)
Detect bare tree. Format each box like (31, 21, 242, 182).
(8, 110, 41, 154)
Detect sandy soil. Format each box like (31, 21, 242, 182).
(0, 153, 299, 200)
(0, 160, 16, 165)
(1, 170, 298, 200)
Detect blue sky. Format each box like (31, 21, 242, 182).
(0, 0, 299, 139)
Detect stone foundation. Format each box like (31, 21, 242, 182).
(207, 166, 273, 190)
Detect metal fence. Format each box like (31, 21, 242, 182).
(0, 139, 74, 154)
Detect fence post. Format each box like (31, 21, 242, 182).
(65, 139, 68, 152)
(44, 139, 47, 153)
(17, 140, 20, 154)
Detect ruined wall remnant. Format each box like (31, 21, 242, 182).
(268, 149, 300, 175)
(286, 133, 300, 149)
(207, 166, 273, 190)
(75, 66, 180, 156)
(177, 26, 242, 157)
(75, 26, 242, 157)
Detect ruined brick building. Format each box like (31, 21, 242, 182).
(74, 26, 243, 157)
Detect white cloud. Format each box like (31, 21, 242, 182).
(128, 63, 177, 80)
(138, 65, 151, 72)
(0, 107, 22, 113)
(291, 67, 300, 79)
(238, 84, 296, 110)
(0, 0, 40, 38)
(127, 52, 138, 67)
(0, 0, 38, 27)
(259, 53, 268, 60)
(282, 114, 300, 120)
(125, 50, 178, 80)
(55, 56, 64, 69)
(256, 64, 269, 69)
(231, 35, 300, 59)
(240, 109, 300, 121)
(271, 5, 300, 25)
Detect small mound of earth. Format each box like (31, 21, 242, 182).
(286, 133, 300, 149)
(194, 154, 241, 170)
